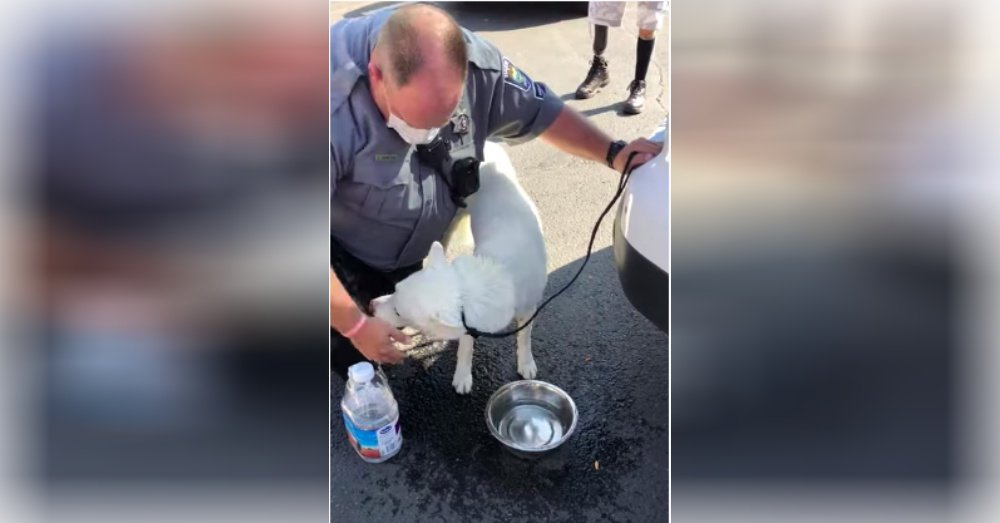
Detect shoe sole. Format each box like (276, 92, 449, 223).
(574, 78, 611, 100)
(623, 104, 644, 115)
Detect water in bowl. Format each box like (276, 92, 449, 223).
(496, 401, 565, 449)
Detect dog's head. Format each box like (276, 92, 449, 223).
(370, 242, 466, 341)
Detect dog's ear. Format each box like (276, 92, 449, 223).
(427, 241, 448, 268)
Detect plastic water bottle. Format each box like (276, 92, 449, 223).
(340, 362, 402, 463)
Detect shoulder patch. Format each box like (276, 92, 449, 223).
(502, 57, 533, 92)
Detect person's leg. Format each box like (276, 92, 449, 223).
(624, 29, 655, 114)
(594, 24, 609, 56)
(635, 29, 656, 84)
(625, 2, 667, 114)
(575, 24, 610, 99)
(330, 238, 420, 380)
(576, 2, 624, 99)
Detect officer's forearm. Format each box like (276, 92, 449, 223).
(539, 106, 613, 166)
(330, 267, 364, 332)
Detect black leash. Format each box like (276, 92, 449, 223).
(463, 151, 643, 339)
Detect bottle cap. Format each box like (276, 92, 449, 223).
(348, 362, 375, 383)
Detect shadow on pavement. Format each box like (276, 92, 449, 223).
(331, 246, 669, 522)
(579, 102, 624, 118)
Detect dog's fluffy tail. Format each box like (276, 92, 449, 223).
(442, 208, 474, 256)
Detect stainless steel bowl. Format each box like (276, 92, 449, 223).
(485, 380, 578, 458)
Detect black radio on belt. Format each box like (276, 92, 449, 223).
(415, 137, 480, 208)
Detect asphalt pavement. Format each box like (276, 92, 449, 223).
(331, 3, 669, 521)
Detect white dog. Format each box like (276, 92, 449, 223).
(371, 142, 547, 393)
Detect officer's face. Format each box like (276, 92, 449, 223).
(370, 60, 463, 130)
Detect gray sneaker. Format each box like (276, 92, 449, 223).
(575, 56, 610, 99)
(624, 80, 646, 114)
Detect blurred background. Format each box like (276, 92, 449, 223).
(2, 0, 329, 521)
(672, 0, 999, 521)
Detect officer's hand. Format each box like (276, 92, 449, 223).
(613, 138, 663, 173)
(350, 316, 411, 365)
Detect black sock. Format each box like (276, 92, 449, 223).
(593, 25, 608, 57)
(635, 37, 655, 82)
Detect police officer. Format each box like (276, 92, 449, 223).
(330, 3, 661, 378)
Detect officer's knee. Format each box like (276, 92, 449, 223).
(638, 29, 656, 40)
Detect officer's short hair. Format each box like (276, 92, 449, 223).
(377, 3, 468, 87)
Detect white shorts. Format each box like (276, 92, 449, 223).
(588, 1, 668, 32)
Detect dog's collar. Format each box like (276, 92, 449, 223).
(461, 310, 487, 339)
(461, 310, 525, 339)
(455, 264, 522, 339)
(455, 264, 492, 339)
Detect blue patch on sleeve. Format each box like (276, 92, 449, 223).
(533, 81, 547, 100)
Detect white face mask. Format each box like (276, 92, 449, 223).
(387, 113, 440, 145)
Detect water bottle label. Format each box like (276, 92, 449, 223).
(343, 413, 401, 460)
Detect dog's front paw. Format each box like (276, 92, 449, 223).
(518, 359, 538, 380)
(452, 370, 473, 394)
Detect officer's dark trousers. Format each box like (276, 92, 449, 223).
(330, 237, 422, 381)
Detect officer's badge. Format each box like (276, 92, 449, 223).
(452, 113, 470, 134)
(502, 57, 533, 92)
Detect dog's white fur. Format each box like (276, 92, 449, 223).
(371, 142, 547, 393)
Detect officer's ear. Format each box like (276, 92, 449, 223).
(427, 241, 448, 268)
(368, 59, 387, 89)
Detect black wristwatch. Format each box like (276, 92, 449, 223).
(606, 139, 627, 169)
